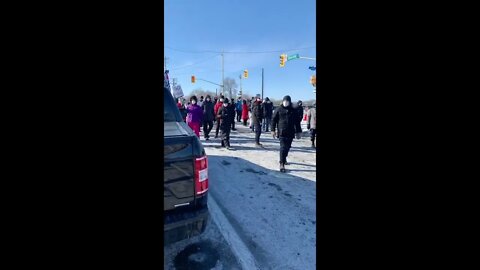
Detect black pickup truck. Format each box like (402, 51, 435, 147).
(164, 87, 209, 245)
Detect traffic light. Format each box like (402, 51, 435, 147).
(244, 69, 248, 78)
(310, 75, 316, 86)
(280, 54, 286, 67)
(191, 75, 196, 83)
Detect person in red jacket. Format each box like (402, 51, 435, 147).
(241, 99, 249, 126)
(213, 96, 224, 138)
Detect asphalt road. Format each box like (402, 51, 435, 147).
(164, 213, 242, 270)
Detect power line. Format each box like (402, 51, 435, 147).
(168, 54, 220, 70)
(165, 45, 316, 54)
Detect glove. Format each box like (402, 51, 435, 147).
(295, 132, 301, 139)
(307, 124, 310, 130)
(272, 131, 276, 138)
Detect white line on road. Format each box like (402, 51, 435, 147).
(208, 195, 260, 270)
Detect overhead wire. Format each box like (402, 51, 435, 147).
(165, 45, 316, 54)
(168, 54, 221, 70)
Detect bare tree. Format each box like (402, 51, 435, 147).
(222, 77, 238, 99)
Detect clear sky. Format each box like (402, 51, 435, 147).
(164, 0, 316, 101)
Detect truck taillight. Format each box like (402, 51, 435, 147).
(195, 156, 208, 195)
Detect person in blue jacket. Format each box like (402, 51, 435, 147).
(236, 98, 243, 122)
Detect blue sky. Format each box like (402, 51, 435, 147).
(164, 0, 316, 101)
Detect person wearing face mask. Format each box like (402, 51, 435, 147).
(213, 96, 224, 138)
(216, 97, 233, 149)
(198, 96, 204, 107)
(271, 95, 302, 172)
(201, 95, 215, 140)
(251, 94, 264, 147)
(186, 95, 203, 138)
(229, 98, 237, 131)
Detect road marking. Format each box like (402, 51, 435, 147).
(208, 195, 260, 270)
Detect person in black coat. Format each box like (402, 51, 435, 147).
(216, 98, 233, 149)
(296, 100, 304, 127)
(251, 94, 264, 146)
(271, 95, 302, 172)
(229, 98, 237, 131)
(201, 95, 215, 140)
(262, 97, 273, 132)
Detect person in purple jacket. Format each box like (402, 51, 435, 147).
(186, 95, 203, 138)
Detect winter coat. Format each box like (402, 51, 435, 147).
(307, 107, 316, 129)
(251, 100, 263, 124)
(186, 104, 203, 124)
(201, 100, 215, 122)
(236, 101, 243, 112)
(216, 105, 233, 130)
(241, 104, 249, 120)
(296, 106, 304, 123)
(263, 101, 273, 118)
(271, 105, 302, 138)
(177, 102, 187, 121)
(214, 102, 223, 116)
(227, 104, 236, 122)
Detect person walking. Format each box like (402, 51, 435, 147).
(241, 100, 249, 126)
(201, 95, 215, 140)
(307, 101, 317, 148)
(251, 94, 264, 147)
(296, 100, 304, 128)
(213, 96, 224, 138)
(236, 98, 243, 122)
(262, 97, 273, 132)
(177, 98, 187, 122)
(229, 98, 237, 131)
(198, 96, 204, 107)
(249, 97, 255, 132)
(271, 95, 302, 172)
(186, 96, 203, 138)
(216, 98, 233, 149)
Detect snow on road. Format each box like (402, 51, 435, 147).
(202, 123, 317, 270)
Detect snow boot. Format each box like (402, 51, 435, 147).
(284, 158, 289, 165)
(280, 163, 286, 173)
(255, 142, 263, 148)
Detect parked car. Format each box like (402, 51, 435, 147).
(164, 87, 209, 245)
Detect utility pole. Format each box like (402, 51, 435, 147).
(164, 56, 168, 70)
(221, 51, 225, 98)
(239, 74, 242, 98)
(261, 68, 264, 100)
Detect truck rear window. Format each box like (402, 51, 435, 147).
(164, 87, 182, 122)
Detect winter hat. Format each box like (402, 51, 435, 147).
(206, 95, 211, 99)
(298, 100, 303, 105)
(283, 95, 292, 102)
(190, 95, 198, 102)
(265, 97, 270, 101)
(224, 98, 229, 103)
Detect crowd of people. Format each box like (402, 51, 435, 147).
(175, 94, 317, 172)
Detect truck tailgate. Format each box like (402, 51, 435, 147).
(164, 134, 195, 211)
